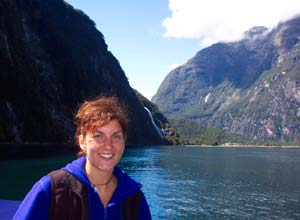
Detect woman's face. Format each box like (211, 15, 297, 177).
(79, 119, 125, 173)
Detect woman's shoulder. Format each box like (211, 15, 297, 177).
(114, 166, 140, 185)
(28, 175, 52, 199)
(114, 166, 143, 196)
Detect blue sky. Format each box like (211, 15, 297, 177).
(65, 0, 300, 100)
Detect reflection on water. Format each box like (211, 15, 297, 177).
(120, 146, 300, 220)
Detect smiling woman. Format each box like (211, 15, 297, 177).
(13, 96, 152, 220)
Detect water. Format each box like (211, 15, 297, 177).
(120, 146, 300, 220)
(1, 146, 300, 219)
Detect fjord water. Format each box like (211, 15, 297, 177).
(121, 146, 300, 220)
(1, 146, 300, 219)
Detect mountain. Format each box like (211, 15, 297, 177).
(0, 0, 174, 154)
(152, 16, 300, 144)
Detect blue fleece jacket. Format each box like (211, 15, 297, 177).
(13, 157, 152, 220)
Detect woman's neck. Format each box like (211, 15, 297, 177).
(85, 161, 114, 188)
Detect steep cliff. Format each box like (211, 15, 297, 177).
(153, 16, 300, 143)
(0, 0, 170, 151)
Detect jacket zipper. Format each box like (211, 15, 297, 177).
(104, 208, 108, 220)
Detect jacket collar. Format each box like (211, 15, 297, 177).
(62, 157, 142, 204)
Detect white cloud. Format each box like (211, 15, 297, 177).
(163, 0, 300, 46)
(169, 63, 181, 71)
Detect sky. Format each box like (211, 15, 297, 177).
(65, 0, 300, 100)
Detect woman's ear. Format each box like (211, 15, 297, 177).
(79, 134, 86, 153)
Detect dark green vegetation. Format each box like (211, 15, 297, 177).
(169, 117, 300, 146)
(0, 0, 177, 158)
(168, 117, 239, 145)
(153, 17, 300, 144)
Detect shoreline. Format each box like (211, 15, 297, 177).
(0, 143, 75, 160)
(184, 144, 300, 148)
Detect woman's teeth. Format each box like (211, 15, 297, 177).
(100, 154, 112, 158)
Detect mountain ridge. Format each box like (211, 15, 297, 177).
(153, 15, 300, 143)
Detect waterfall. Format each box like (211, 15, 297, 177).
(144, 106, 165, 139)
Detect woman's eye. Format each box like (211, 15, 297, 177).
(112, 134, 123, 142)
(93, 133, 104, 142)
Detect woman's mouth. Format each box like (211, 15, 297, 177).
(100, 153, 113, 159)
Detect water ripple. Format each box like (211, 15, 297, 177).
(121, 146, 300, 220)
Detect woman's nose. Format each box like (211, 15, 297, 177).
(103, 137, 113, 148)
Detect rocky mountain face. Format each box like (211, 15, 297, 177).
(0, 0, 173, 151)
(153, 16, 300, 143)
